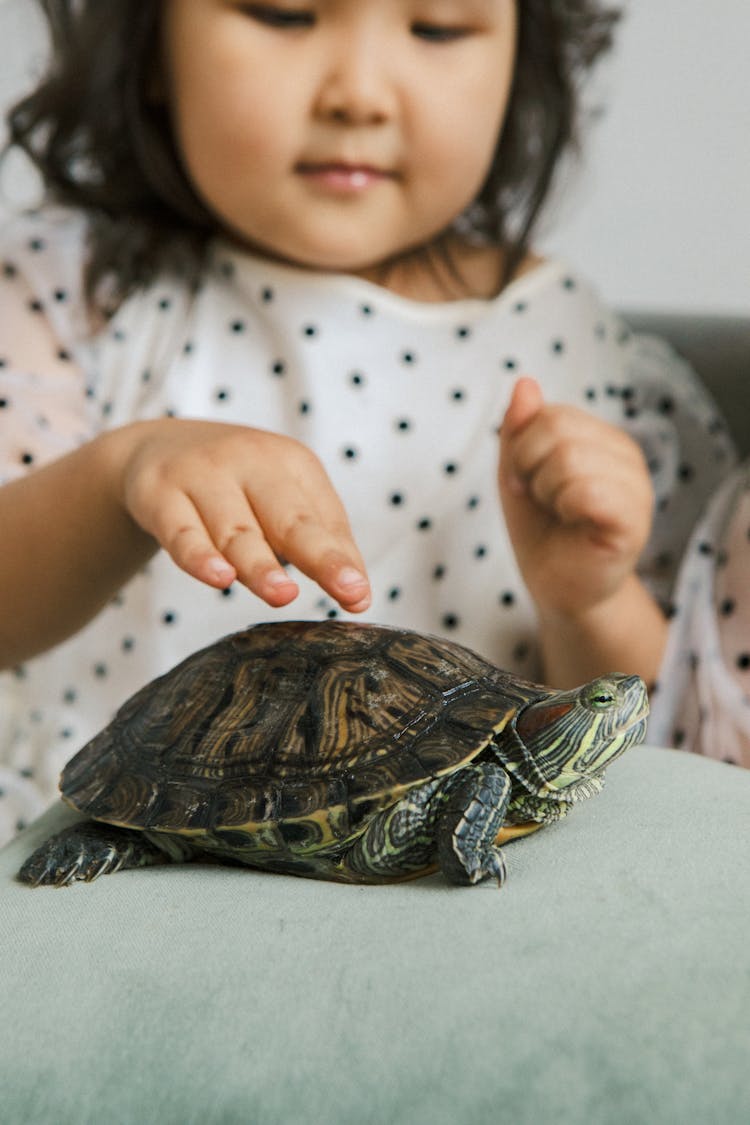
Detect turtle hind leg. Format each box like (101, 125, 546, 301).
(17, 820, 189, 887)
(434, 762, 513, 887)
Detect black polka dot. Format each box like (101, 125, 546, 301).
(389, 492, 405, 506)
(443, 462, 458, 475)
(350, 372, 365, 387)
(21, 452, 34, 466)
(388, 587, 401, 601)
(499, 591, 515, 607)
(474, 545, 488, 559)
(737, 654, 750, 672)
(261, 287, 274, 302)
(451, 389, 466, 402)
(231, 319, 246, 333)
(417, 517, 432, 531)
(158, 298, 172, 311)
(162, 611, 177, 625)
(342, 447, 358, 460)
(359, 304, 374, 317)
(271, 360, 286, 376)
(551, 339, 565, 355)
(433, 565, 446, 580)
(502, 358, 518, 371)
(396, 418, 411, 432)
(442, 613, 459, 630)
(303, 324, 318, 338)
(455, 326, 471, 339)
(299, 401, 311, 414)
(215, 388, 230, 402)
(401, 351, 416, 365)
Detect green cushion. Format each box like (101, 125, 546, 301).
(1, 746, 748, 1125)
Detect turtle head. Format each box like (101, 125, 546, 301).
(500, 673, 649, 797)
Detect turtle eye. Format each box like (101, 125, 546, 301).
(586, 684, 616, 709)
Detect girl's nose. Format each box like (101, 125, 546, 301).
(313, 35, 397, 126)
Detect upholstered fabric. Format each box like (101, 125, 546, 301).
(1, 745, 748, 1124)
(624, 312, 750, 456)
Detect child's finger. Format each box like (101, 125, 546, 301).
(498, 377, 544, 497)
(148, 488, 298, 605)
(501, 376, 544, 438)
(270, 516, 371, 613)
(522, 442, 642, 525)
(146, 491, 237, 588)
(185, 480, 299, 605)
(250, 473, 372, 613)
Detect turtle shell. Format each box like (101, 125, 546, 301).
(60, 621, 544, 841)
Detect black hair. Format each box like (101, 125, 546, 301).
(5, 0, 620, 308)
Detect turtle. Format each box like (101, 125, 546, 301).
(18, 620, 649, 889)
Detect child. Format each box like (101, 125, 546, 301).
(0, 0, 735, 844)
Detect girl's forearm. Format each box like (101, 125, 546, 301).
(536, 574, 668, 689)
(0, 429, 157, 668)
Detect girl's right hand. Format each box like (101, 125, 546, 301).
(111, 418, 371, 613)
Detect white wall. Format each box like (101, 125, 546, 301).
(1, 0, 749, 315)
(540, 0, 750, 315)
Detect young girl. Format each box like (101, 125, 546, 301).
(0, 0, 735, 845)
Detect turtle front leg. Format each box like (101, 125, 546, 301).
(336, 762, 513, 887)
(17, 820, 192, 887)
(433, 762, 513, 886)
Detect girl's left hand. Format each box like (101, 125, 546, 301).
(498, 377, 654, 620)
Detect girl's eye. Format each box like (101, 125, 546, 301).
(240, 4, 315, 28)
(411, 23, 471, 43)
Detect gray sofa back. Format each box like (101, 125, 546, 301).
(625, 312, 749, 457)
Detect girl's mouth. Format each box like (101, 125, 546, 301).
(295, 162, 395, 193)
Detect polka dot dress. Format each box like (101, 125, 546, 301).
(649, 462, 750, 768)
(0, 208, 737, 844)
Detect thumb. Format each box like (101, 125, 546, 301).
(501, 375, 544, 438)
(498, 376, 544, 496)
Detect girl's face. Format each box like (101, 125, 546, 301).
(161, 0, 517, 273)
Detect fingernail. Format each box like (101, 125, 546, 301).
(266, 569, 295, 588)
(207, 557, 235, 582)
(337, 567, 368, 590)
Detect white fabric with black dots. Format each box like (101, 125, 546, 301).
(649, 462, 750, 768)
(0, 208, 737, 843)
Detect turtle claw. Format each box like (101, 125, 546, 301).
(17, 822, 167, 887)
(482, 848, 507, 889)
